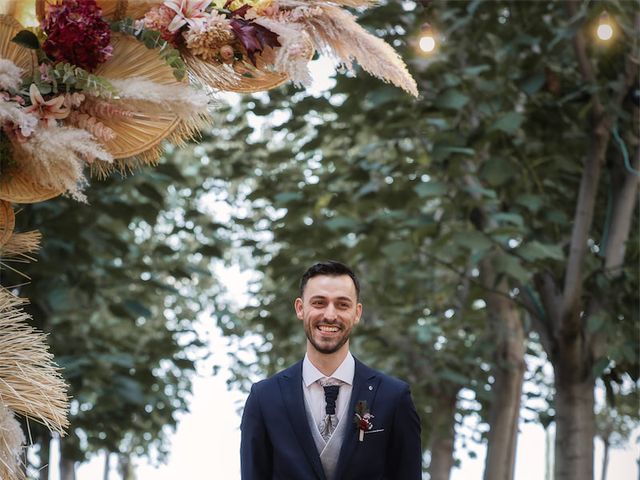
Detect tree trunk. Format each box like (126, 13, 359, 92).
(481, 265, 526, 480)
(554, 371, 594, 480)
(38, 435, 50, 480)
(118, 453, 133, 480)
(601, 438, 609, 480)
(545, 426, 553, 480)
(427, 388, 458, 480)
(104, 451, 111, 480)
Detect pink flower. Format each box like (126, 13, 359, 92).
(39, 64, 52, 83)
(164, 0, 212, 33)
(143, 5, 182, 45)
(24, 84, 69, 127)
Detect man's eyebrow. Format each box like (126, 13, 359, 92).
(309, 296, 353, 302)
(308, 295, 353, 302)
(336, 297, 354, 302)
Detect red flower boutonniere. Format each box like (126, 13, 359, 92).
(354, 401, 374, 442)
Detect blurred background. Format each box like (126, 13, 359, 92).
(5, 0, 638, 479)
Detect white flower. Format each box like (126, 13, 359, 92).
(164, 0, 212, 33)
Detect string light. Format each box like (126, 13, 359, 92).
(418, 22, 437, 54)
(596, 12, 614, 41)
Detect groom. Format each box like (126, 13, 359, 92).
(240, 261, 422, 479)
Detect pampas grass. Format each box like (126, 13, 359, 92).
(107, 78, 213, 118)
(0, 289, 69, 435)
(0, 403, 25, 480)
(12, 126, 113, 202)
(281, 1, 418, 96)
(0, 102, 38, 137)
(253, 17, 314, 86)
(0, 59, 22, 91)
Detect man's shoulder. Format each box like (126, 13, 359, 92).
(250, 360, 303, 392)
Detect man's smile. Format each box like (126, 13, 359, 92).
(317, 324, 341, 334)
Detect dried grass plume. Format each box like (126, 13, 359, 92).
(0, 403, 25, 480)
(0, 58, 23, 91)
(12, 125, 114, 202)
(282, 1, 418, 96)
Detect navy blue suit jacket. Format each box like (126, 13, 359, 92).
(240, 358, 422, 479)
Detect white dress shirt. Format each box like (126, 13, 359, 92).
(302, 352, 355, 432)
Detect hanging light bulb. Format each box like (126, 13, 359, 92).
(596, 12, 614, 41)
(418, 22, 437, 54)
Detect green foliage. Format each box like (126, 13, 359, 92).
(28, 63, 118, 97)
(596, 386, 640, 448)
(3, 155, 227, 463)
(199, 0, 638, 463)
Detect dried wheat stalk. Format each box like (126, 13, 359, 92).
(1, 231, 41, 260)
(0, 290, 69, 435)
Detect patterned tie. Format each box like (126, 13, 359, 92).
(320, 379, 341, 442)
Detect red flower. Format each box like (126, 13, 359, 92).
(354, 401, 375, 442)
(41, 0, 113, 71)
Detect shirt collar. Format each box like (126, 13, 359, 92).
(303, 351, 355, 387)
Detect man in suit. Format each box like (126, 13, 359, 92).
(240, 260, 422, 479)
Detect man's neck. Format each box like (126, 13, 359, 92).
(307, 343, 349, 377)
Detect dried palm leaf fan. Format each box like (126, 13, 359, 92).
(0, 206, 41, 273)
(37, 0, 163, 21)
(0, 0, 34, 25)
(91, 33, 185, 172)
(0, 290, 69, 435)
(0, 201, 15, 249)
(185, 34, 315, 94)
(0, 15, 62, 204)
(184, 49, 289, 94)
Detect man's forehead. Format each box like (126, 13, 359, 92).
(304, 274, 357, 297)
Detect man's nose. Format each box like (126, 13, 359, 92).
(325, 303, 337, 320)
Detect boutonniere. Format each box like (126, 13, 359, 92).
(353, 401, 374, 442)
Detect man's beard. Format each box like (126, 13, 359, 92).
(305, 323, 351, 354)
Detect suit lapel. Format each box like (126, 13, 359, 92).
(279, 361, 326, 480)
(334, 359, 380, 480)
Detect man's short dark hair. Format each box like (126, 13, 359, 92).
(299, 260, 361, 300)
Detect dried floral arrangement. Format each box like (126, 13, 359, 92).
(0, 0, 416, 204)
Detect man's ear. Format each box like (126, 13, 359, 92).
(294, 297, 304, 320)
(355, 303, 362, 324)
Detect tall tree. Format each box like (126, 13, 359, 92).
(4, 153, 227, 476)
(206, 1, 639, 479)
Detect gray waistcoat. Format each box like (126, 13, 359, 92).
(304, 394, 351, 480)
